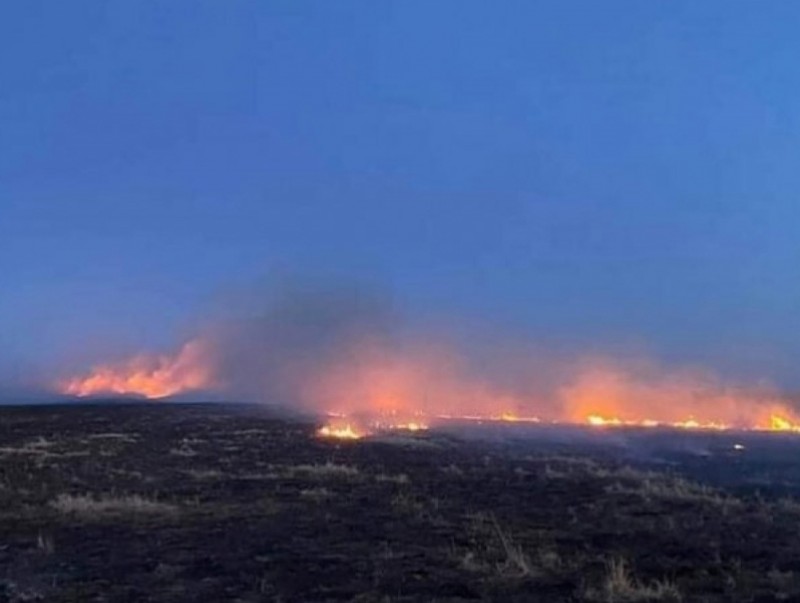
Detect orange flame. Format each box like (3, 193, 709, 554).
(317, 423, 365, 439)
(60, 340, 213, 399)
(769, 415, 800, 432)
(60, 334, 800, 437)
(561, 360, 800, 434)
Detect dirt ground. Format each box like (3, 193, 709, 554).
(2, 402, 800, 602)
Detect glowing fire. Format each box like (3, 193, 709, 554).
(381, 421, 428, 431)
(587, 414, 622, 427)
(316, 410, 800, 440)
(585, 414, 731, 430)
(497, 412, 541, 423)
(60, 332, 800, 438)
(317, 424, 365, 439)
(581, 412, 800, 433)
(315, 415, 430, 441)
(60, 340, 213, 399)
(770, 415, 800, 432)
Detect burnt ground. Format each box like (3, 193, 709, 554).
(3, 404, 800, 602)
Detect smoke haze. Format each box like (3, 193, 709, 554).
(51, 280, 800, 430)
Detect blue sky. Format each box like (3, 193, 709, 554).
(2, 2, 800, 384)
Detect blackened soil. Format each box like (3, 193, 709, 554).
(1, 403, 800, 602)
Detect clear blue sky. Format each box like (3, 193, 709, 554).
(2, 2, 800, 384)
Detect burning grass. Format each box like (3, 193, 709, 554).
(317, 423, 365, 440)
(60, 319, 800, 440)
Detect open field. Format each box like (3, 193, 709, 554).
(3, 403, 800, 602)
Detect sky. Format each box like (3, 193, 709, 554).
(2, 1, 800, 387)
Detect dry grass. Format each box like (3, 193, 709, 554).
(300, 487, 333, 501)
(36, 531, 55, 555)
(87, 432, 138, 443)
(586, 557, 681, 602)
(542, 463, 571, 479)
(230, 429, 271, 436)
(238, 471, 282, 480)
(767, 567, 798, 596)
(441, 464, 464, 476)
(0, 437, 59, 456)
(542, 459, 671, 484)
(0, 445, 89, 460)
(368, 434, 440, 449)
(184, 469, 224, 480)
(455, 513, 563, 580)
(491, 515, 534, 577)
(169, 446, 198, 457)
(27, 436, 57, 448)
(776, 497, 800, 514)
(51, 493, 177, 517)
(287, 462, 360, 479)
(606, 474, 739, 509)
(391, 490, 426, 515)
(375, 473, 410, 484)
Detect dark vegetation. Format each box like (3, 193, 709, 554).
(2, 403, 800, 602)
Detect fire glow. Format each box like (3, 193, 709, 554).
(314, 410, 800, 441)
(317, 423, 364, 440)
(59, 335, 800, 437)
(60, 340, 213, 399)
(583, 413, 800, 432)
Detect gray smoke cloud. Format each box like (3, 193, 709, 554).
(201, 280, 399, 406)
(45, 277, 800, 432)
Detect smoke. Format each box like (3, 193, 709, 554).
(202, 281, 398, 406)
(558, 357, 787, 426)
(54, 280, 799, 429)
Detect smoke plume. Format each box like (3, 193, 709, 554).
(55, 281, 800, 430)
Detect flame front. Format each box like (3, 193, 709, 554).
(60, 333, 800, 436)
(583, 413, 800, 433)
(60, 340, 213, 399)
(769, 415, 800, 432)
(561, 361, 800, 434)
(317, 423, 365, 439)
(312, 348, 800, 438)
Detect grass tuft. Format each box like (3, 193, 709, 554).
(587, 557, 681, 602)
(51, 493, 177, 517)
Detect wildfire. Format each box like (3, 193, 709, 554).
(60, 340, 213, 399)
(317, 423, 366, 439)
(495, 412, 541, 423)
(769, 415, 800, 432)
(315, 410, 800, 441)
(582, 412, 800, 433)
(585, 415, 732, 430)
(315, 415, 429, 441)
(59, 332, 800, 439)
(587, 414, 623, 427)
(384, 421, 428, 431)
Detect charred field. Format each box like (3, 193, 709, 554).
(3, 403, 800, 602)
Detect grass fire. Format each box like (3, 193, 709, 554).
(31, 290, 800, 601)
(7, 2, 800, 600)
(59, 329, 800, 439)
